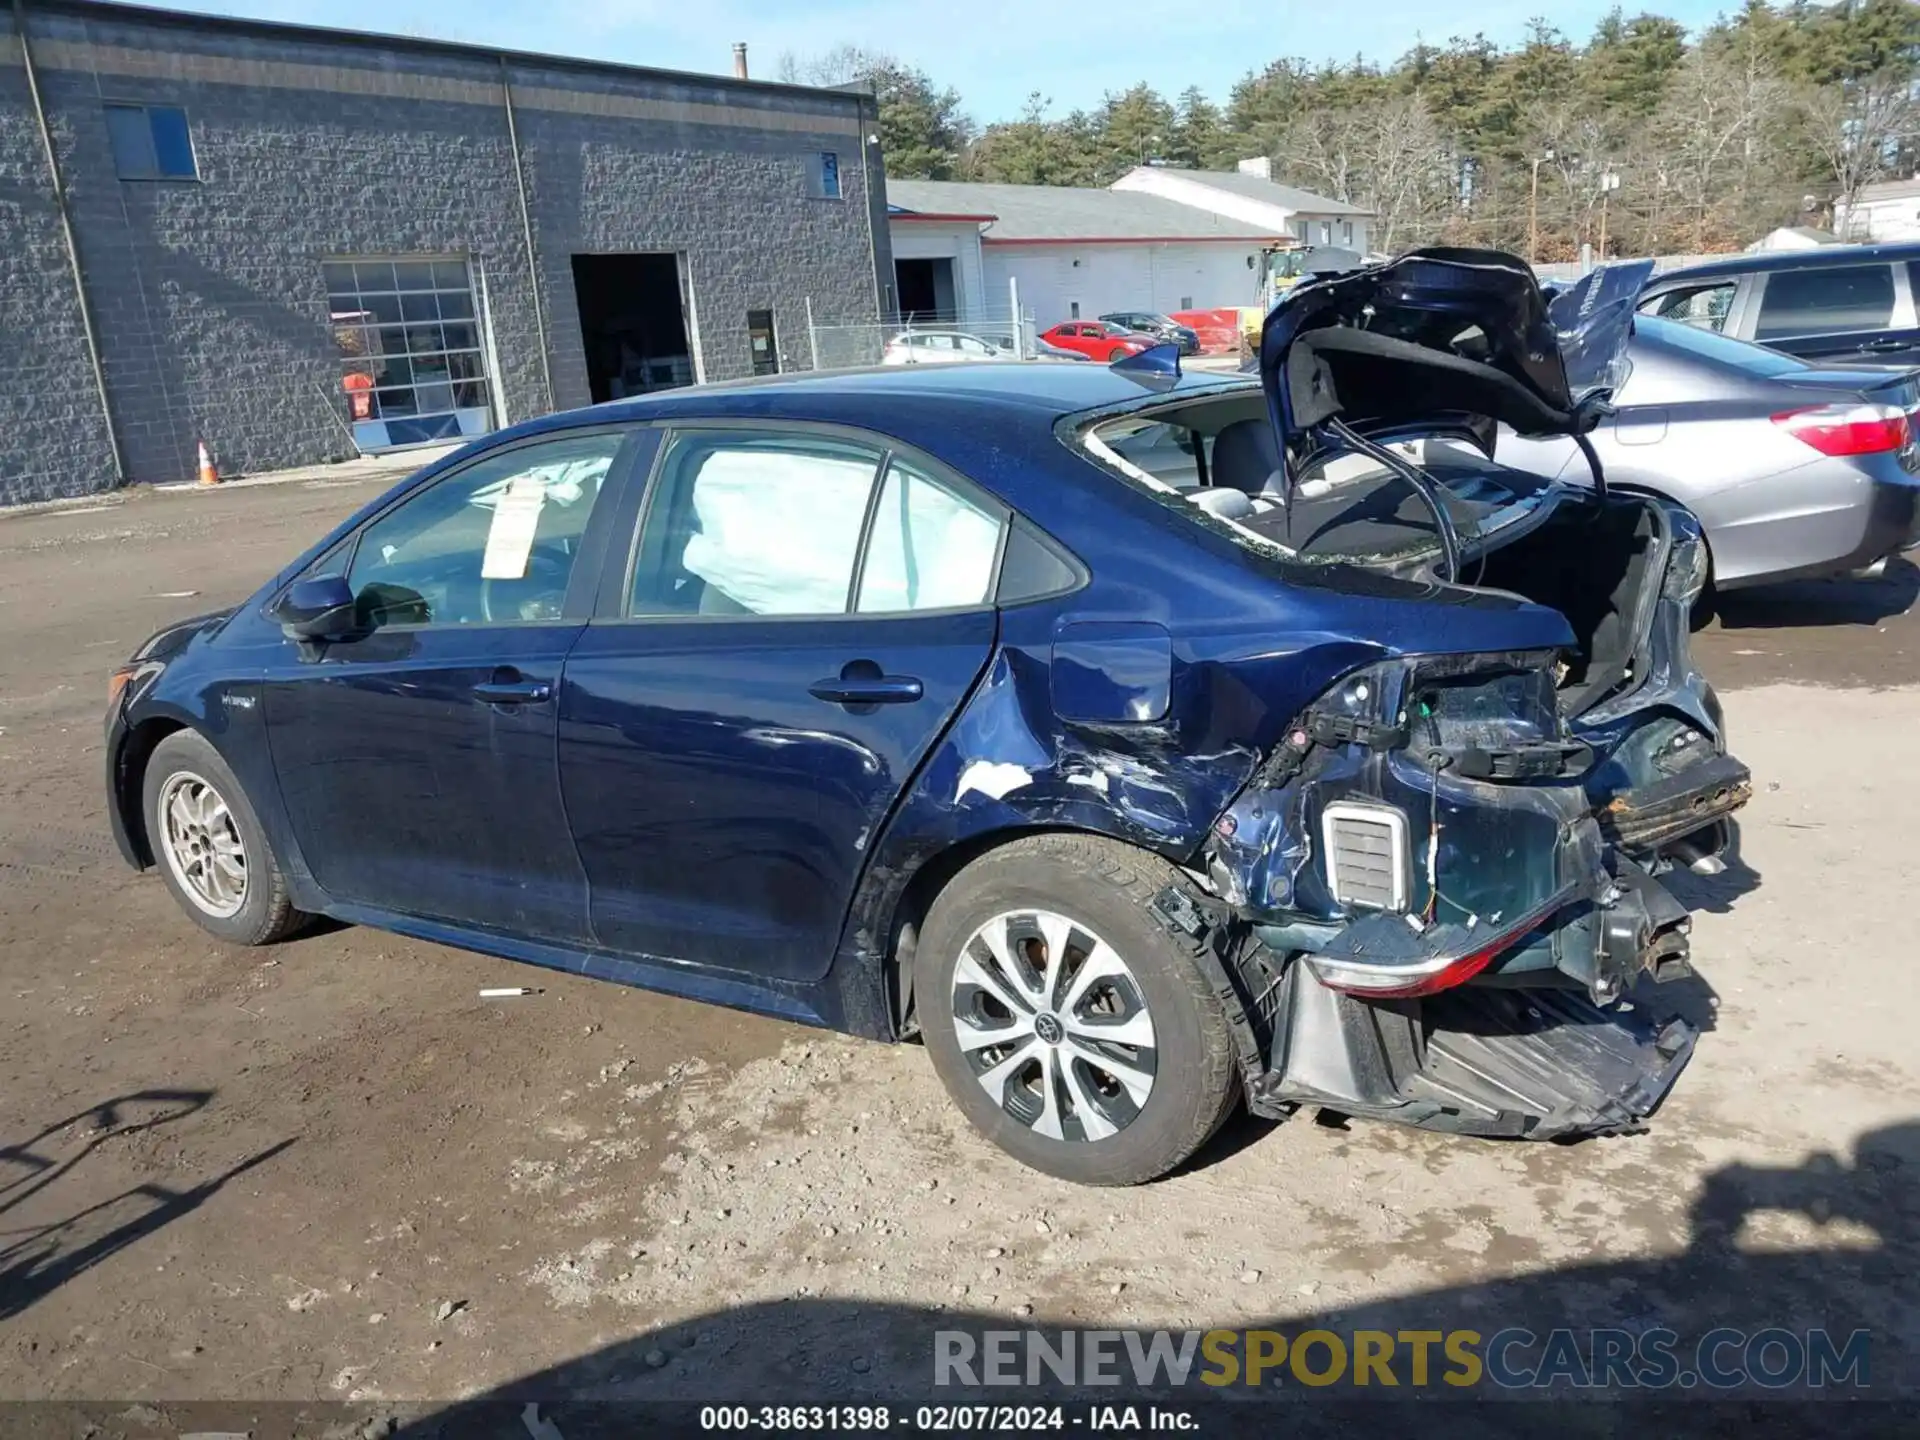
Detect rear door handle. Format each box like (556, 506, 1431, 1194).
(473, 672, 552, 705)
(809, 674, 924, 706)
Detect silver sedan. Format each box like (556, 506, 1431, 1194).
(1500, 316, 1920, 598)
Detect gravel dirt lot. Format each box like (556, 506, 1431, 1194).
(1, 477, 1915, 1423)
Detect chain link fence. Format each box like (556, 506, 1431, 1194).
(1532, 252, 1727, 283)
(800, 307, 1053, 373)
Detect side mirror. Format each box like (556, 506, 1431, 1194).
(273, 575, 359, 642)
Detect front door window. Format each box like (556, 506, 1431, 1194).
(344, 432, 621, 630)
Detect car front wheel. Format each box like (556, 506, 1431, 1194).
(143, 729, 308, 946)
(916, 835, 1240, 1185)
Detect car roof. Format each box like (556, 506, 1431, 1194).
(1648, 240, 1920, 288)
(502, 362, 1250, 442)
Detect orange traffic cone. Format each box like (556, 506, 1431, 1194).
(196, 440, 219, 486)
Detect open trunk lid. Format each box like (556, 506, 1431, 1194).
(1255, 248, 1651, 493)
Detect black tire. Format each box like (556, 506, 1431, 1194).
(915, 834, 1240, 1186)
(143, 729, 308, 946)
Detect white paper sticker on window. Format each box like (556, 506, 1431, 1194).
(480, 474, 547, 580)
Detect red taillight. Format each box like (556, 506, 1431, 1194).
(1771, 403, 1911, 457)
(1307, 894, 1564, 1000)
(1317, 945, 1502, 1000)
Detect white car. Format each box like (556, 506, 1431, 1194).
(880, 330, 1015, 365)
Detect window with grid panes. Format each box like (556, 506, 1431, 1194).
(325, 258, 493, 450)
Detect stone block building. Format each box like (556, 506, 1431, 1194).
(0, 0, 890, 503)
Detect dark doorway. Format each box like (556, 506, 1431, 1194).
(570, 253, 694, 403)
(747, 309, 779, 375)
(894, 257, 956, 324)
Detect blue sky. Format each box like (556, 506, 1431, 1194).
(149, 0, 1740, 121)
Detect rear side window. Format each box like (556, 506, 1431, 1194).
(626, 431, 1011, 618)
(856, 458, 1004, 613)
(997, 522, 1080, 602)
(1754, 265, 1895, 340)
(629, 432, 882, 617)
(1641, 281, 1735, 333)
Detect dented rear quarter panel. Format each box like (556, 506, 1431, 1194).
(834, 404, 1588, 1004)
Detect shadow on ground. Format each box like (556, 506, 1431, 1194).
(0, 1089, 294, 1323)
(1662, 819, 1763, 919)
(376, 1122, 1920, 1437)
(1712, 558, 1919, 631)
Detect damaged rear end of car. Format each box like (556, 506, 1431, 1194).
(1072, 249, 1750, 1141)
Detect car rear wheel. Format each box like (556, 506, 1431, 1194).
(915, 835, 1240, 1185)
(144, 729, 308, 946)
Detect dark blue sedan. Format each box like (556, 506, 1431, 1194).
(107, 250, 1750, 1184)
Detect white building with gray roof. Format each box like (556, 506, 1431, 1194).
(885, 162, 1370, 333)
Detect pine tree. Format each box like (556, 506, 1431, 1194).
(1167, 87, 1234, 169)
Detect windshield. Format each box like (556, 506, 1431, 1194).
(1636, 314, 1809, 377)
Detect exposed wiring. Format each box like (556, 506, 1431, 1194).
(1421, 753, 1478, 925)
(1424, 755, 1442, 925)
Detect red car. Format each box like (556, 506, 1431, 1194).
(1039, 320, 1152, 362)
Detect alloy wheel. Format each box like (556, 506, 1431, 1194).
(950, 909, 1158, 1143)
(157, 771, 248, 918)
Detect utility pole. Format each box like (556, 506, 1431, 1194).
(1528, 148, 1554, 263)
(1597, 169, 1620, 260)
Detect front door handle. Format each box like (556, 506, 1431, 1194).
(473, 671, 553, 705)
(1861, 336, 1910, 351)
(809, 673, 924, 706)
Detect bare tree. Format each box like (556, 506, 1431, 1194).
(1803, 73, 1919, 239)
(1274, 95, 1455, 252)
(1364, 97, 1459, 251)
(1519, 103, 1626, 256)
(1272, 109, 1358, 208)
(1648, 38, 1797, 251)
(774, 45, 879, 86)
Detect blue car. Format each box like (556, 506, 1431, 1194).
(107, 250, 1749, 1185)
